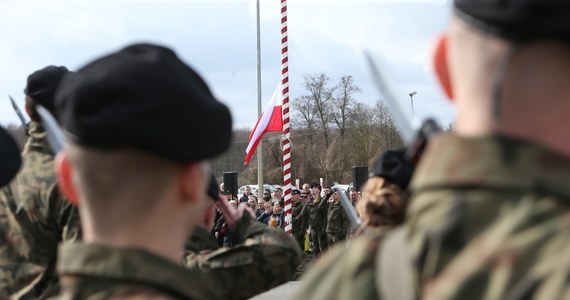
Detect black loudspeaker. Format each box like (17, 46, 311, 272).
(352, 166, 368, 192)
(223, 172, 238, 195)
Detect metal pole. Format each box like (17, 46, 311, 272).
(256, 0, 264, 196)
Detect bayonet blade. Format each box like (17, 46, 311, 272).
(8, 95, 28, 127)
(364, 52, 417, 144)
(35, 105, 65, 154)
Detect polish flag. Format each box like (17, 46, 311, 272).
(244, 83, 283, 165)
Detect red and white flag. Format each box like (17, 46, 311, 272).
(244, 83, 283, 165)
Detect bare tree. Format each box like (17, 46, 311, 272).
(301, 73, 334, 147)
(332, 75, 360, 139)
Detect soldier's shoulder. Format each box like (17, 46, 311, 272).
(293, 233, 383, 300)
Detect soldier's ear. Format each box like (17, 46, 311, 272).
(433, 34, 454, 101)
(55, 152, 79, 205)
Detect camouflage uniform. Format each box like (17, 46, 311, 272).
(57, 242, 224, 299)
(184, 213, 301, 300)
(297, 195, 327, 255)
(294, 134, 570, 299)
(319, 196, 349, 247)
(0, 121, 81, 299)
(291, 199, 307, 249)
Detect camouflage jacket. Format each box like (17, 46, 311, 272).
(296, 195, 326, 232)
(56, 242, 224, 299)
(0, 122, 81, 299)
(292, 229, 386, 300)
(319, 198, 349, 236)
(183, 213, 301, 300)
(293, 134, 570, 300)
(290, 200, 306, 238)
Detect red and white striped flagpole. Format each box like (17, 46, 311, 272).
(281, 0, 293, 234)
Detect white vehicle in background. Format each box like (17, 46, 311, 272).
(238, 184, 277, 196)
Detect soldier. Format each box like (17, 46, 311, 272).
(290, 189, 307, 249)
(184, 176, 301, 300)
(355, 148, 414, 231)
(0, 126, 21, 299)
(54, 43, 231, 299)
(318, 188, 349, 248)
(0, 66, 81, 299)
(0, 126, 21, 187)
(295, 1, 570, 299)
(296, 182, 327, 256)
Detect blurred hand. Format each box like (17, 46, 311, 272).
(217, 196, 255, 229)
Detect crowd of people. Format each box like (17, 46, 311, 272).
(1, 0, 569, 299)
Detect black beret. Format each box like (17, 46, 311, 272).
(310, 183, 321, 189)
(291, 189, 301, 195)
(370, 148, 415, 190)
(56, 43, 232, 162)
(455, 0, 570, 42)
(207, 173, 220, 201)
(0, 126, 21, 187)
(25, 66, 70, 113)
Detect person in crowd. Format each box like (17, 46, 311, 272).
(256, 198, 266, 219)
(247, 195, 258, 211)
(0, 66, 81, 299)
(271, 187, 283, 204)
(301, 183, 311, 195)
(262, 188, 272, 202)
(268, 202, 284, 229)
(296, 0, 570, 299)
(239, 185, 252, 203)
(215, 200, 238, 247)
(256, 201, 274, 224)
(349, 190, 360, 205)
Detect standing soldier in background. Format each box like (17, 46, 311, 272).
(184, 175, 300, 300)
(54, 43, 231, 299)
(290, 189, 307, 249)
(0, 66, 81, 299)
(296, 182, 327, 257)
(295, 0, 570, 299)
(318, 188, 349, 248)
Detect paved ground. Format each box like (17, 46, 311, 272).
(249, 281, 300, 300)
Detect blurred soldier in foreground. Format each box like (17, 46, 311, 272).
(296, 0, 570, 299)
(0, 125, 22, 299)
(0, 66, 81, 299)
(355, 148, 414, 232)
(184, 176, 301, 300)
(0, 126, 21, 187)
(54, 43, 232, 299)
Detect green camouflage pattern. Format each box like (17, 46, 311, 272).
(319, 198, 349, 243)
(183, 213, 301, 300)
(292, 229, 386, 300)
(297, 195, 328, 254)
(0, 121, 81, 299)
(291, 199, 307, 248)
(57, 242, 225, 299)
(294, 134, 570, 300)
(184, 226, 219, 254)
(297, 195, 326, 232)
(407, 134, 570, 300)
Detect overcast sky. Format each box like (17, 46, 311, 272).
(0, 0, 454, 130)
